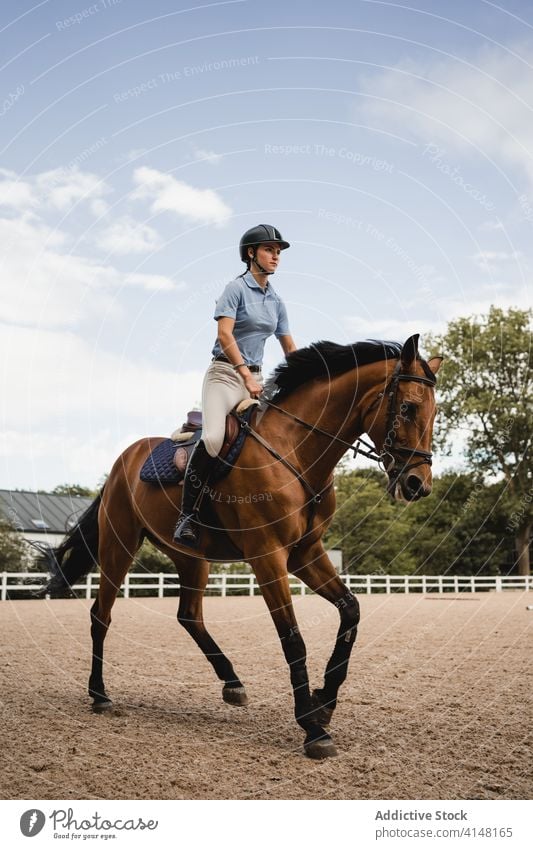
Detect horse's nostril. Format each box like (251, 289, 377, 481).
(406, 475, 423, 496)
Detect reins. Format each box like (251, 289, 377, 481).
(233, 359, 437, 547)
(259, 399, 381, 463)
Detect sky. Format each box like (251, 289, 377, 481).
(0, 0, 532, 491)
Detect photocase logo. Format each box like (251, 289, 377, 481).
(20, 810, 46, 837)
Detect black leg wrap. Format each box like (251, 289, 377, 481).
(321, 594, 360, 707)
(89, 603, 112, 707)
(310, 688, 335, 727)
(281, 630, 329, 735)
(177, 609, 243, 688)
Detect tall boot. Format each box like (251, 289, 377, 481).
(173, 439, 214, 547)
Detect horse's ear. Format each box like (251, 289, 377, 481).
(427, 356, 443, 376)
(401, 334, 419, 368)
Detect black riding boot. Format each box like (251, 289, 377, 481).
(173, 439, 214, 547)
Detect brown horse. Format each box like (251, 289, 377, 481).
(46, 334, 442, 759)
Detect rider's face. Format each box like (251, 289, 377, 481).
(250, 242, 282, 272)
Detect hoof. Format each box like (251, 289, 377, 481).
(304, 737, 338, 760)
(222, 686, 248, 706)
(311, 689, 335, 727)
(92, 699, 113, 713)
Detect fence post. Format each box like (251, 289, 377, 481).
(366, 575, 371, 594)
(124, 574, 130, 599)
(1, 572, 7, 602)
(249, 574, 254, 597)
(386, 575, 391, 594)
(454, 575, 459, 593)
(438, 575, 443, 594)
(496, 576, 502, 593)
(470, 576, 475, 593)
(422, 575, 427, 594)
(404, 576, 409, 594)
(222, 574, 227, 598)
(158, 573, 164, 599)
(86, 573, 92, 600)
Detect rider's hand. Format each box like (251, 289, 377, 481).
(244, 375, 263, 398)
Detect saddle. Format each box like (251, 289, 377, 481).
(139, 400, 260, 487)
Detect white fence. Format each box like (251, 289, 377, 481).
(2, 571, 532, 600)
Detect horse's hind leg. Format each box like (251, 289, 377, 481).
(89, 515, 142, 711)
(171, 554, 247, 706)
(288, 541, 360, 727)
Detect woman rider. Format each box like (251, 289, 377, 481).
(173, 224, 297, 547)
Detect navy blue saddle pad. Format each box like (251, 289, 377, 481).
(140, 432, 200, 486)
(140, 406, 256, 486)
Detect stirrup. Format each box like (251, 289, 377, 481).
(173, 512, 199, 544)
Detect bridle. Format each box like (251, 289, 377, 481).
(234, 358, 437, 546)
(364, 360, 436, 486)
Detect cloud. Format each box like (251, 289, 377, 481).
(345, 274, 531, 343)
(478, 220, 505, 232)
(193, 148, 222, 165)
(35, 167, 109, 212)
(0, 169, 36, 210)
(0, 211, 177, 328)
(344, 314, 446, 343)
(0, 166, 109, 215)
(0, 322, 204, 429)
(90, 198, 110, 217)
(95, 215, 162, 254)
(119, 148, 147, 164)
(0, 323, 205, 487)
(471, 250, 523, 273)
(359, 43, 533, 185)
(132, 166, 232, 225)
(125, 271, 179, 291)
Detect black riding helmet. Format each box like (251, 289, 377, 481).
(239, 224, 290, 264)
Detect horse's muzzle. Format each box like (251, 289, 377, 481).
(388, 472, 431, 502)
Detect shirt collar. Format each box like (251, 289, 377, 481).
(243, 270, 272, 293)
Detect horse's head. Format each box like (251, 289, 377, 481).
(362, 334, 442, 501)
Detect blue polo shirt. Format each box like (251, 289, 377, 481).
(211, 271, 290, 366)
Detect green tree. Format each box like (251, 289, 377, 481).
(427, 306, 532, 574)
(324, 469, 417, 574)
(210, 561, 250, 573)
(0, 519, 30, 571)
(50, 483, 97, 497)
(405, 473, 509, 575)
(133, 539, 175, 572)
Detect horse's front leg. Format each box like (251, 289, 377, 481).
(253, 553, 338, 760)
(288, 540, 360, 727)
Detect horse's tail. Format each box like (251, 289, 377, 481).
(40, 489, 103, 597)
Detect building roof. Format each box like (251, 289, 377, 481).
(0, 489, 94, 534)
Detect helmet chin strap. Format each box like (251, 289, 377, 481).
(251, 250, 274, 275)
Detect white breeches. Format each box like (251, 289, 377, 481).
(201, 360, 263, 457)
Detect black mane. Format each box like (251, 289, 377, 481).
(263, 339, 404, 402)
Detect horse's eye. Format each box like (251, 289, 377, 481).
(402, 402, 417, 420)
